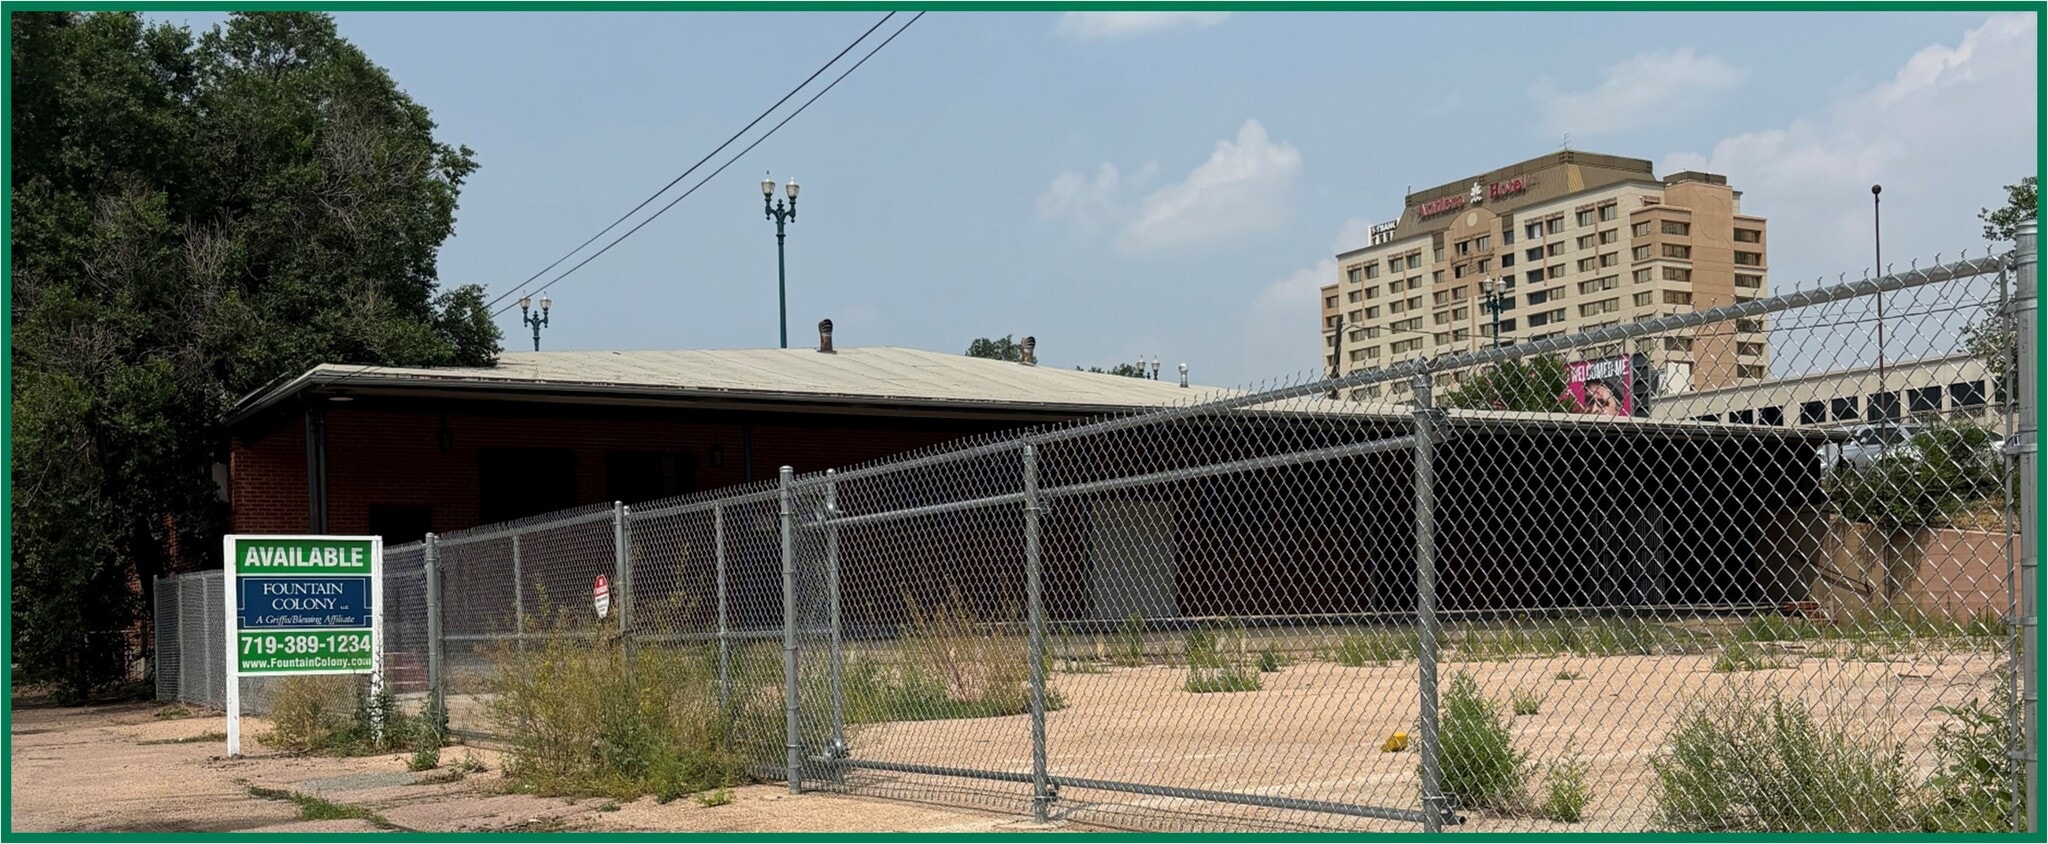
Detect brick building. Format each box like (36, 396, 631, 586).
(221, 337, 1204, 558)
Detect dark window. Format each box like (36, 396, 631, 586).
(1867, 391, 1900, 421)
(478, 448, 578, 524)
(1694, 414, 1720, 423)
(1831, 396, 1859, 422)
(1729, 409, 1755, 424)
(367, 505, 433, 546)
(1759, 406, 1785, 426)
(1527, 289, 1550, 306)
(604, 451, 697, 506)
(1496, 318, 1517, 332)
(1501, 253, 1515, 268)
(1909, 386, 1942, 414)
(1799, 401, 1826, 425)
(1949, 381, 1986, 408)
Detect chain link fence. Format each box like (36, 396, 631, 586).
(156, 239, 2037, 832)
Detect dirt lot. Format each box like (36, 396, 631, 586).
(6, 693, 1023, 833)
(12, 647, 2008, 833)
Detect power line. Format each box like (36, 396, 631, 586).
(494, 11, 925, 318)
(482, 12, 898, 314)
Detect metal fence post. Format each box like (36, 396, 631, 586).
(511, 534, 526, 643)
(779, 466, 802, 793)
(1411, 365, 1445, 833)
(2013, 221, 2038, 834)
(1023, 443, 1052, 823)
(715, 504, 731, 712)
(424, 532, 445, 726)
(616, 502, 635, 671)
(824, 469, 846, 762)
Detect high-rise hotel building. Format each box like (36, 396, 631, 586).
(1319, 151, 1769, 402)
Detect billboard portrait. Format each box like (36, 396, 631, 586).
(1565, 353, 1651, 417)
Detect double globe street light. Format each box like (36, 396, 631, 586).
(762, 174, 800, 349)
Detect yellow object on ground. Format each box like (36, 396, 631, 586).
(1382, 731, 1409, 752)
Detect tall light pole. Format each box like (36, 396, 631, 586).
(1479, 276, 1506, 348)
(1872, 184, 1889, 419)
(762, 173, 800, 349)
(519, 293, 551, 351)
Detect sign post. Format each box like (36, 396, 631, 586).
(222, 535, 382, 757)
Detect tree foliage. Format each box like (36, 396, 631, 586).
(964, 335, 1023, 362)
(1962, 176, 2034, 387)
(1440, 357, 1576, 413)
(10, 11, 497, 700)
(1078, 363, 1147, 378)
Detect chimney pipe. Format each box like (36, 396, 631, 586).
(1178, 362, 1188, 388)
(1020, 336, 1037, 367)
(817, 319, 834, 353)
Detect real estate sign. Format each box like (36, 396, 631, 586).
(223, 535, 382, 755)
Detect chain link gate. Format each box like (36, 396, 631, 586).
(156, 239, 2035, 832)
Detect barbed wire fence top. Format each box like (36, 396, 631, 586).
(157, 245, 2035, 833)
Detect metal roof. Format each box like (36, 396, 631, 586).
(227, 346, 1225, 425)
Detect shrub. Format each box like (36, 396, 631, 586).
(843, 595, 1059, 722)
(1184, 624, 1260, 693)
(1918, 687, 2021, 833)
(1544, 746, 1591, 823)
(484, 612, 750, 801)
(1650, 691, 1912, 831)
(1712, 642, 1790, 673)
(1826, 422, 2004, 530)
(1255, 645, 1287, 673)
(1332, 631, 1415, 667)
(263, 676, 424, 756)
(1437, 672, 1530, 812)
(1115, 612, 1147, 666)
(1511, 689, 1544, 717)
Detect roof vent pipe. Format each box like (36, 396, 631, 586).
(1178, 362, 1188, 388)
(1020, 336, 1037, 367)
(818, 319, 834, 353)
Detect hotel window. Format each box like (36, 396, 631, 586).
(1576, 209, 1595, 227)
(1475, 235, 1491, 251)
(1525, 223, 1543, 240)
(1501, 253, 1516, 268)
(1548, 242, 1566, 257)
(1451, 306, 1468, 320)
(1662, 337, 1692, 351)
(1663, 290, 1693, 306)
(1600, 252, 1618, 268)
(1365, 263, 1382, 279)
(1453, 264, 1467, 279)
(1547, 218, 1565, 234)
(1734, 228, 1763, 243)
(1365, 286, 1380, 299)
(1526, 269, 1545, 285)
(1599, 203, 1618, 222)
(1632, 245, 1652, 261)
(1578, 298, 1618, 317)
(1346, 309, 1362, 322)
(1365, 306, 1380, 318)
(1433, 246, 1445, 262)
(1577, 276, 1617, 294)
(1347, 267, 1362, 285)
(1633, 268, 1652, 284)
(1663, 244, 1691, 259)
(1632, 221, 1652, 237)
(1526, 247, 1544, 262)
(1735, 251, 1763, 266)
(1548, 265, 1566, 279)
(1476, 258, 1490, 273)
(1737, 342, 1765, 356)
(1408, 296, 1423, 310)
(1455, 240, 1471, 256)
(1433, 290, 1450, 306)
(1430, 271, 1443, 285)
(1661, 221, 1690, 236)
(1503, 225, 1515, 245)
(1663, 266, 1692, 282)
(1453, 286, 1470, 301)
(1736, 318, 1766, 333)
(1527, 288, 1551, 306)
(1600, 229, 1618, 244)
(1346, 290, 1362, 303)
(1434, 311, 1452, 325)
(1390, 279, 1405, 293)
(1633, 291, 1654, 307)
(1391, 300, 1405, 314)
(1578, 257, 1597, 273)
(1736, 274, 1762, 289)
(1577, 234, 1596, 250)
(1407, 254, 1423, 270)
(1325, 296, 1338, 309)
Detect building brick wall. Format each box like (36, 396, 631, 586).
(228, 401, 1037, 552)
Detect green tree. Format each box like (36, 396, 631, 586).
(10, 11, 497, 700)
(1959, 176, 2035, 389)
(965, 335, 1023, 362)
(1077, 363, 1147, 378)
(1440, 357, 1576, 413)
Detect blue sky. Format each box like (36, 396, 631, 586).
(148, 10, 2037, 388)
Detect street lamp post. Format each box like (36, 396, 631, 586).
(762, 173, 800, 349)
(1478, 277, 1506, 349)
(519, 293, 552, 351)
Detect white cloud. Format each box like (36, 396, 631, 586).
(1662, 13, 2034, 282)
(1236, 219, 1376, 383)
(1056, 12, 1229, 40)
(1036, 120, 1301, 255)
(1530, 48, 1744, 137)
(1118, 120, 1302, 253)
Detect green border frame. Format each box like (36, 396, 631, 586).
(2, 2, 2042, 841)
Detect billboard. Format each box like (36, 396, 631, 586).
(1565, 353, 1652, 417)
(223, 534, 382, 756)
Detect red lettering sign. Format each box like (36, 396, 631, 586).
(1489, 177, 1527, 199)
(1418, 195, 1466, 218)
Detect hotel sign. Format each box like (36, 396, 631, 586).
(1416, 175, 1533, 219)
